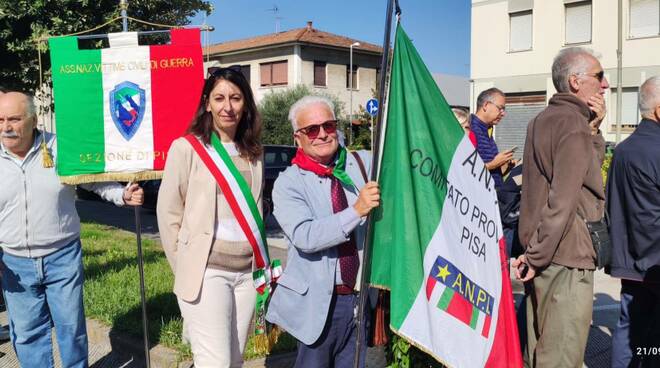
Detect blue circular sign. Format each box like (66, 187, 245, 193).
(366, 98, 379, 116)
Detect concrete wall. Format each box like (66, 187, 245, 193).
(471, 0, 660, 142)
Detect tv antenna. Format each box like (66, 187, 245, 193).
(266, 4, 283, 33)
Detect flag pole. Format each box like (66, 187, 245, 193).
(353, 1, 398, 367)
(120, 0, 151, 366)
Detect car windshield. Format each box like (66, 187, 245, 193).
(264, 148, 294, 166)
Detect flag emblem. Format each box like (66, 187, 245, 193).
(426, 256, 495, 338)
(109, 81, 146, 140)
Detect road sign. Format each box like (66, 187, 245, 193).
(366, 98, 379, 116)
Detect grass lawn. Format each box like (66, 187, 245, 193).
(80, 221, 296, 361)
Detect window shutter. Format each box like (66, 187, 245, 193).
(510, 11, 533, 51)
(565, 1, 592, 44)
(612, 88, 641, 126)
(346, 65, 358, 89)
(314, 61, 326, 86)
(630, 0, 660, 38)
(260, 63, 271, 86)
(240, 65, 251, 84)
(621, 89, 640, 126)
(272, 61, 288, 85)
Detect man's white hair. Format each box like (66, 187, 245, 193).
(0, 91, 36, 119)
(288, 95, 335, 131)
(639, 76, 660, 118)
(551, 47, 599, 93)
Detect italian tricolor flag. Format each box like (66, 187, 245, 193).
(368, 25, 522, 367)
(49, 29, 204, 183)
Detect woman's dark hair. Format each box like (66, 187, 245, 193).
(187, 67, 262, 161)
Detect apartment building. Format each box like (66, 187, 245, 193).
(471, 0, 660, 153)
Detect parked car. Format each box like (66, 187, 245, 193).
(263, 144, 297, 217)
(76, 144, 297, 216)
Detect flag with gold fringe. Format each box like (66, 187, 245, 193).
(49, 28, 204, 184)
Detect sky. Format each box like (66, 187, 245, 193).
(190, 0, 471, 76)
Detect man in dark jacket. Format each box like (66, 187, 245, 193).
(607, 76, 660, 368)
(513, 47, 609, 367)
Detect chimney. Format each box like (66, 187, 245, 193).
(306, 21, 313, 30)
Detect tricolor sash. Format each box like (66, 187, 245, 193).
(185, 133, 281, 347)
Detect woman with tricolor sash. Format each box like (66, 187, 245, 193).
(157, 66, 271, 367)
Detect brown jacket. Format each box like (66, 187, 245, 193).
(519, 93, 605, 270)
(156, 137, 263, 301)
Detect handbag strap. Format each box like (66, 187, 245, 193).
(351, 151, 369, 183)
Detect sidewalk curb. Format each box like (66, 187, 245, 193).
(86, 318, 298, 368)
(86, 318, 192, 368)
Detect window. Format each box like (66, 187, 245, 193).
(240, 65, 251, 84)
(313, 61, 326, 86)
(509, 11, 533, 51)
(611, 88, 640, 127)
(346, 65, 358, 89)
(630, 0, 660, 38)
(565, 1, 592, 44)
(260, 61, 288, 86)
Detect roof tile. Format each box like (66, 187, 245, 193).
(205, 25, 383, 55)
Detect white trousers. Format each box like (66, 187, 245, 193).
(177, 268, 256, 368)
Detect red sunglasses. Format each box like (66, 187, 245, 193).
(295, 120, 338, 139)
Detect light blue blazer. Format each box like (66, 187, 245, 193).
(266, 150, 371, 345)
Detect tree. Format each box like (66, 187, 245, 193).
(258, 85, 346, 145)
(348, 88, 380, 151)
(0, 0, 211, 91)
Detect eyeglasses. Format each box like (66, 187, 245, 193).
(489, 101, 506, 112)
(576, 70, 605, 82)
(207, 65, 242, 77)
(295, 120, 338, 139)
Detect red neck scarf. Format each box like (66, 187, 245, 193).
(291, 146, 354, 186)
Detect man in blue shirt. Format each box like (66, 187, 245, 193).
(470, 88, 519, 258)
(469, 87, 515, 189)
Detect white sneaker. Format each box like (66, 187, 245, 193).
(0, 326, 9, 341)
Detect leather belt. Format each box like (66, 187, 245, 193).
(334, 284, 356, 295)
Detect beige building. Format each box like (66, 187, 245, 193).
(204, 21, 383, 119)
(471, 0, 660, 153)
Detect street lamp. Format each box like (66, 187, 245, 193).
(349, 41, 360, 146)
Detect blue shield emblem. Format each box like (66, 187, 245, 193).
(109, 81, 146, 141)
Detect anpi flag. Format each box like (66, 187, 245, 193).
(369, 25, 522, 367)
(49, 29, 204, 183)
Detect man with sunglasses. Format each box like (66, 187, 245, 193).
(469, 87, 515, 190)
(266, 95, 379, 367)
(513, 47, 609, 367)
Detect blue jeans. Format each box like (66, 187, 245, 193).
(1, 239, 88, 368)
(611, 279, 660, 368)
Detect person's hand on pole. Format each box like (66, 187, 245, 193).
(353, 181, 380, 217)
(123, 182, 144, 206)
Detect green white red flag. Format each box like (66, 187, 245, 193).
(49, 29, 204, 184)
(368, 24, 523, 367)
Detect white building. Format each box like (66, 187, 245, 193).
(471, 0, 660, 153)
(204, 21, 383, 119)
